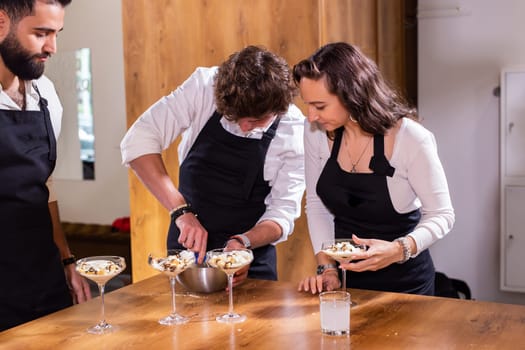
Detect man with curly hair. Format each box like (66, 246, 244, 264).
(121, 46, 305, 284)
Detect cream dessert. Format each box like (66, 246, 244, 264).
(76, 258, 125, 285)
(207, 250, 253, 274)
(149, 250, 195, 277)
(322, 241, 366, 261)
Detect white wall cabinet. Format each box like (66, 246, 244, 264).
(500, 68, 525, 292)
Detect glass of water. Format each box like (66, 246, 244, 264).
(319, 291, 351, 336)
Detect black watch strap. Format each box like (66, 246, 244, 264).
(170, 204, 197, 221)
(62, 255, 76, 267)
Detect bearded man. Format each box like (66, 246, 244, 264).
(0, 0, 91, 331)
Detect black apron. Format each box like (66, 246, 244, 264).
(168, 111, 281, 280)
(316, 128, 435, 295)
(0, 87, 72, 331)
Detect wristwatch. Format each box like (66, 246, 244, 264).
(316, 264, 337, 275)
(230, 234, 251, 249)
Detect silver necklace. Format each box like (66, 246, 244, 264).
(344, 133, 372, 173)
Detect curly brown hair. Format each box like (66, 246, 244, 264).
(214, 45, 297, 121)
(293, 42, 417, 135)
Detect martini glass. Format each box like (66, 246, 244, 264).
(76, 256, 126, 334)
(321, 239, 367, 304)
(206, 248, 254, 323)
(148, 249, 195, 325)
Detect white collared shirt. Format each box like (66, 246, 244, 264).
(0, 75, 63, 202)
(121, 67, 306, 243)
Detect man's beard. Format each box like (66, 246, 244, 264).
(0, 31, 48, 80)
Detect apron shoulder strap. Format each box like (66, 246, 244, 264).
(32, 83, 49, 109)
(32, 82, 56, 161)
(369, 135, 395, 177)
(329, 127, 344, 159)
(242, 116, 281, 199)
(261, 116, 281, 144)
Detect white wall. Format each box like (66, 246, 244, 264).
(52, 0, 130, 224)
(419, 0, 525, 304)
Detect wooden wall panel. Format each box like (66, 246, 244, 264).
(377, 0, 406, 93)
(320, 0, 405, 92)
(122, 0, 405, 283)
(320, 0, 378, 60)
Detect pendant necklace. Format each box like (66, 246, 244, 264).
(344, 132, 372, 173)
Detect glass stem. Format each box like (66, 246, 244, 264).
(169, 277, 177, 315)
(98, 283, 106, 325)
(342, 268, 347, 292)
(227, 273, 234, 316)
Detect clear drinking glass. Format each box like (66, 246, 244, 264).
(321, 239, 367, 305)
(76, 256, 126, 334)
(206, 248, 254, 323)
(319, 291, 351, 336)
(148, 249, 195, 325)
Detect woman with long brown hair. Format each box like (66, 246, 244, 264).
(294, 42, 454, 295)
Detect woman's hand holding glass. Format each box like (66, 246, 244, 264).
(339, 235, 412, 272)
(298, 234, 412, 295)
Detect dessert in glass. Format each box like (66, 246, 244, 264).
(321, 239, 367, 304)
(76, 256, 126, 334)
(206, 248, 253, 323)
(148, 249, 195, 325)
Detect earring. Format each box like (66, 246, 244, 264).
(349, 115, 358, 123)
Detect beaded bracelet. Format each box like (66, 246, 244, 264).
(395, 237, 411, 264)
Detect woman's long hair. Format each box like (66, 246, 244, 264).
(293, 42, 417, 136)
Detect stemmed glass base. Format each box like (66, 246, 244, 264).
(340, 266, 358, 307)
(157, 276, 190, 325)
(88, 283, 118, 334)
(216, 313, 247, 324)
(148, 250, 196, 326)
(76, 256, 126, 335)
(159, 314, 190, 325)
(340, 267, 357, 307)
(321, 239, 367, 308)
(87, 322, 117, 334)
(215, 273, 247, 324)
(206, 248, 253, 324)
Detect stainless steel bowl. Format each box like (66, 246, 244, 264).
(176, 265, 227, 293)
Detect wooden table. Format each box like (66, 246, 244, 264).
(2, 274, 525, 349)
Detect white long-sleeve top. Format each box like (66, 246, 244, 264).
(0, 76, 63, 202)
(305, 117, 455, 255)
(121, 67, 306, 243)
